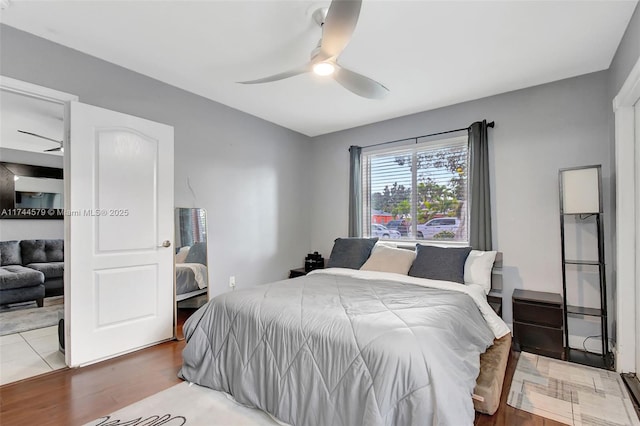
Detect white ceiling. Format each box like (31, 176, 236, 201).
(1, 1, 637, 137)
(0, 89, 64, 156)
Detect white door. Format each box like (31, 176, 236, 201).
(65, 101, 174, 367)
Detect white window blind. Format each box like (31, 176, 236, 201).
(362, 135, 469, 244)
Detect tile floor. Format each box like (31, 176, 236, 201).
(0, 325, 66, 385)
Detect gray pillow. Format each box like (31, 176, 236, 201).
(408, 245, 472, 284)
(326, 237, 378, 269)
(0, 241, 22, 266)
(184, 242, 207, 265)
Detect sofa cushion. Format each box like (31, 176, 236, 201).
(0, 265, 45, 291)
(20, 239, 64, 264)
(26, 262, 64, 279)
(0, 241, 22, 266)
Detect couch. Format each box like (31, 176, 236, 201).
(0, 239, 64, 307)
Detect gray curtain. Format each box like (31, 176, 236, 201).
(178, 209, 194, 247)
(469, 120, 492, 250)
(348, 146, 362, 237)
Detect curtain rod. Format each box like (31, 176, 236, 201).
(357, 121, 494, 150)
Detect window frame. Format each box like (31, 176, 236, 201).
(361, 134, 470, 246)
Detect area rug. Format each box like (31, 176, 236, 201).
(0, 304, 63, 336)
(84, 381, 286, 426)
(508, 352, 640, 425)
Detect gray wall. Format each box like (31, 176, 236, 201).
(0, 24, 313, 297)
(309, 71, 613, 344)
(609, 3, 640, 97)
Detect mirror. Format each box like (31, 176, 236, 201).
(175, 208, 208, 309)
(0, 162, 64, 218)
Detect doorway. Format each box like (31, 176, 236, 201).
(0, 77, 76, 384)
(1, 75, 176, 377)
(613, 56, 640, 400)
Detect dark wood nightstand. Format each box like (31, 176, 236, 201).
(289, 268, 308, 278)
(512, 289, 564, 360)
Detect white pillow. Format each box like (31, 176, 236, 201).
(360, 244, 416, 275)
(464, 250, 497, 294)
(373, 241, 398, 250)
(175, 246, 190, 264)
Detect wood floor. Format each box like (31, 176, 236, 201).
(0, 308, 563, 426)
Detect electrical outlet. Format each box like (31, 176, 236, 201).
(229, 276, 236, 288)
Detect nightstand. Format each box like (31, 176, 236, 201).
(289, 268, 308, 278)
(512, 289, 564, 360)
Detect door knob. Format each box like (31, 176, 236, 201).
(159, 240, 171, 248)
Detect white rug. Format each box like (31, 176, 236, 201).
(508, 352, 640, 426)
(84, 382, 287, 426)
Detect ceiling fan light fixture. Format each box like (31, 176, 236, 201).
(238, 0, 388, 99)
(313, 62, 335, 76)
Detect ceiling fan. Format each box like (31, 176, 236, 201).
(17, 130, 63, 152)
(238, 0, 389, 99)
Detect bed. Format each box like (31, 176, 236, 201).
(179, 239, 511, 426)
(176, 263, 208, 301)
(175, 242, 208, 302)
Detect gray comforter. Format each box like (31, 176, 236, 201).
(179, 269, 499, 426)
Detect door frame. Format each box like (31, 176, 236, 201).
(0, 76, 78, 366)
(613, 56, 640, 373)
(0, 76, 77, 105)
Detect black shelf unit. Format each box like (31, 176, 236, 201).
(566, 305, 602, 317)
(559, 165, 613, 370)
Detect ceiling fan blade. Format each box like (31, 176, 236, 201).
(334, 66, 389, 99)
(44, 147, 63, 152)
(319, 0, 362, 60)
(18, 129, 62, 144)
(238, 64, 311, 84)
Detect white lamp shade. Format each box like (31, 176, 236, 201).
(561, 167, 601, 214)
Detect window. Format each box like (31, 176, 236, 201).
(362, 135, 469, 244)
